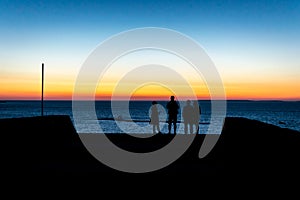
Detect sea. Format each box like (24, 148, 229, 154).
(0, 100, 299, 133)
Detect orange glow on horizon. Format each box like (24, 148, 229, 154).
(224, 81, 300, 100)
(1, 78, 299, 101)
(1, 92, 299, 101)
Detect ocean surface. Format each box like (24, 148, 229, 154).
(0, 100, 299, 133)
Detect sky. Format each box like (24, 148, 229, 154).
(0, 0, 299, 100)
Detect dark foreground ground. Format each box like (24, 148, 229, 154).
(1, 115, 300, 186)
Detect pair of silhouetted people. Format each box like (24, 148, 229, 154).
(182, 100, 201, 134)
(150, 96, 179, 134)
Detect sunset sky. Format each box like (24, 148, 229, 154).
(0, 0, 299, 100)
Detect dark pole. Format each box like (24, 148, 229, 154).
(41, 63, 44, 116)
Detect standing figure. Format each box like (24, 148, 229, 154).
(166, 96, 179, 134)
(192, 100, 201, 134)
(150, 101, 161, 134)
(182, 100, 193, 134)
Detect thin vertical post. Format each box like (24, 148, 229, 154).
(41, 63, 44, 116)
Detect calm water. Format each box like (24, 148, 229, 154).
(0, 100, 299, 133)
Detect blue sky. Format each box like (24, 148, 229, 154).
(0, 0, 299, 99)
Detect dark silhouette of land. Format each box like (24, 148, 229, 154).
(2, 115, 300, 185)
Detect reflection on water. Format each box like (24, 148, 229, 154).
(0, 100, 299, 133)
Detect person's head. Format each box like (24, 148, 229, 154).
(170, 96, 175, 101)
(186, 100, 191, 105)
(152, 101, 157, 105)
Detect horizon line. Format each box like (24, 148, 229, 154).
(1, 99, 299, 102)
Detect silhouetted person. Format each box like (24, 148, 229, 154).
(192, 100, 201, 134)
(166, 96, 179, 134)
(150, 101, 161, 134)
(182, 100, 193, 134)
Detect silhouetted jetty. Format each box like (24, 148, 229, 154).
(2, 115, 300, 185)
